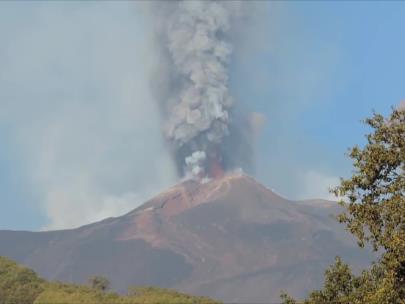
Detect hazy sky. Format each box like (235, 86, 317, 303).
(1, 1, 404, 230)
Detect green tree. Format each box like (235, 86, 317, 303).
(88, 275, 110, 292)
(282, 107, 405, 304)
(0, 256, 44, 304)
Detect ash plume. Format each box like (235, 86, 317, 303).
(150, 1, 252, 179)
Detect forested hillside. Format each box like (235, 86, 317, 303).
(0, 256, 218, 304)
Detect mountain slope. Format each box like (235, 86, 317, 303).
(0, 174, 373, 303)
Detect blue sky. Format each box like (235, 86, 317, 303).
(1, 1, 404, 231)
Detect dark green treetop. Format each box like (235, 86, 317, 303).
(282, 107, 405, 304)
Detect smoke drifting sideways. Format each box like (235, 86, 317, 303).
(149, 1, 255, 180)
(399, 100, 405, 111)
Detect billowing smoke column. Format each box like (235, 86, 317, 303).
(151, 1, 252, 180)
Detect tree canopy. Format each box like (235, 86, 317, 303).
(0, 256, 44, 304)
(88, 275, 110, 292)
(282, 107, 405, 304)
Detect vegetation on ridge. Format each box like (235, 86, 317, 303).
(282, 108, 405, 303)
(0, 256, 219, 304)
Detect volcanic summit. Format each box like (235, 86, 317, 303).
(0, 174, 373, 303)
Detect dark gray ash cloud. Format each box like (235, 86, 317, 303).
(149, 1, 254, 179)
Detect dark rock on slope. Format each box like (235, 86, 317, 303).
(0, 174, 373, 303)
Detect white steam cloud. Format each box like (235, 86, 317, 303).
(185, 151, 206, 178)
(0, 3, 177, 229)
(398, 100, 405, 111)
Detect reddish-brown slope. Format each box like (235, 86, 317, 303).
(0, 174, 373, 303)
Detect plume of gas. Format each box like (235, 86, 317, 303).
(150, 1, 246, 179)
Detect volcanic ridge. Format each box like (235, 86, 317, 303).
(0, 173, 373, 303)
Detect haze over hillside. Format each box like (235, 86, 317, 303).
(0, 174, 373, 303)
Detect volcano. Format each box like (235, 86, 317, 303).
(0, 174, 373, 303)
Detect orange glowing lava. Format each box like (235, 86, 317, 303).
(208, 156, 224, 179)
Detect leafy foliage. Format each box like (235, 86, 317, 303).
(0, 256, 219, 304)
(126, 286, 217, 304)
(0, 256, 44, 304)
(88, 275, 110, 292)
(282, 108, 405, 304)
